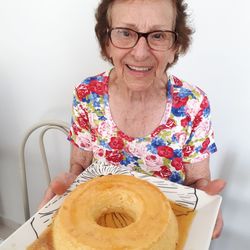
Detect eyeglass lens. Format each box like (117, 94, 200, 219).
(110, 28, 176, 51)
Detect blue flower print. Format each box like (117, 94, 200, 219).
(179, 88, 194, 98)
(203, 107, 210, 118)
(208, 143, 217, 153)
(100, 140, 110, 149)
(147, 137, 166, 153)
(169, 171, 183, 184)
(172, 107, 186, 117)
(174, 149, 182, 158)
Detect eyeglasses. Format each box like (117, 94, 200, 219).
(108, 27, 177, 51)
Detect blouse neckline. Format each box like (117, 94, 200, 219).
(103, 69, 173, 141)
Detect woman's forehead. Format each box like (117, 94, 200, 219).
(109, 0, 176, 29)
(108, 0, 176, 30)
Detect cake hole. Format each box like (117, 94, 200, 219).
(96, 211, 135, 228)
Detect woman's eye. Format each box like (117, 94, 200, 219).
(152, 32, 166, 40)
(118, 30, 131, 37)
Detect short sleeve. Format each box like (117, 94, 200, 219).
(182, 94, 217, 163)
(67, 84, 93, 151)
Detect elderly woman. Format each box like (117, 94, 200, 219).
(41, 0, 225, 239)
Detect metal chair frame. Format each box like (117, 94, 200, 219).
(19, 121, 70, 221)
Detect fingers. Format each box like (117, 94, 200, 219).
(195, 179, 225, 239)
(38, 172, 77, 210)
(195, 178, 226, 195)
(212, 209, 223, 239)
(50, 172, 77, 195)
(38, 187, 55, 210)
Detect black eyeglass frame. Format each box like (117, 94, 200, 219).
(107, 27, 178, 51)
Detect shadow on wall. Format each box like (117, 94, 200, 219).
(0, 146, 23, 224)
(211, 229, 250, 250)
(210, 150, 250, 250)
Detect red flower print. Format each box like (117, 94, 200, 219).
(90, 128, 97, 142)
(173, 76, 183, 87)
(200, 138, 210, 153)
(200, 96, 209, 110)
(117, 131, 134, 142)
(77, 117, 88, 129)
(76, 84, 90, 100)
(89, 80, 108, 95)
(181, 115, 191, 127)
(192, 111, 203, 130)
(171, 158, 183, 170)
(77, 111, 89, 129)
(197, 109, 203, 116)
(98, 148, 104, 157)
(151, 119, 176, 137)
(146, 155, 157, 161)
(151, 124, 167, 137)
(183, 145, 194, 157)
(166, 118, 176, 129)
(157, 146, 174, 159)
(154, 166, 172, 179)
(106, 150, 124, 163)
(109, 137, 124, 150)
(72, 123, 81, 135)
(202, 138, 210, 148)
(172, 92, 188, 108)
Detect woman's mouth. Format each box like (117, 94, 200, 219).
(126, 64, 152, 72)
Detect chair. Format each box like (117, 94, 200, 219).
(19, 121, 70, 221)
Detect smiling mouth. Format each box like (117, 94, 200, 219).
(126, 64, 152, 72)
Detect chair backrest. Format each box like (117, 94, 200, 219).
(19, 121, 70, 221)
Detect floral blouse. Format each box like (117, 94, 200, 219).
(68, 70, 217, 184)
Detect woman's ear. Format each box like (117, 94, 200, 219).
(168, 45, 180, 65)
(165, 47, 179, 71)
(105, 40, 111, 57)
(105, 43, 114, 65)
(109, 57, 114, 65)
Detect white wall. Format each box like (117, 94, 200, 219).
(0, 0, 249, 249)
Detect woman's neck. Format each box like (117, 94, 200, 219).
(109, 70, 168, 104)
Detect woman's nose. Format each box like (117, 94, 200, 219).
(130, 37, 151, 59)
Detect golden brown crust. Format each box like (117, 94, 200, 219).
(53, 175, 178, 250)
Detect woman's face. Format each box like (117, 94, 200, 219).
(107, 0, 176, 91)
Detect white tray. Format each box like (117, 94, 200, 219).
(0, 161, 221, 250)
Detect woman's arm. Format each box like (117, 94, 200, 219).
(70, 144, 93, 175)
(184, 157, 211, 187)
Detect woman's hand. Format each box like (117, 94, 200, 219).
(38, 172, 77, 210)
(184, 158, 226, 239)
(39, 146, 93, 209)
(195, 178, 226, 239)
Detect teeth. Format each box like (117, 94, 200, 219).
(128, 65, 151, 71)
